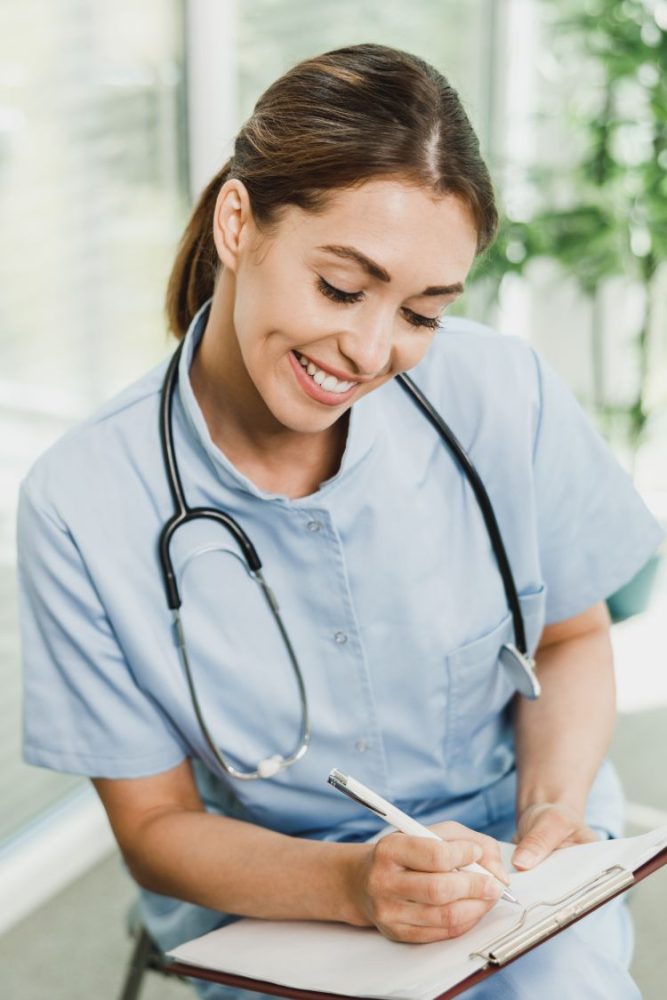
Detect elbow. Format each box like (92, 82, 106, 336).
(121, 840, 161, 891)
(116, 807, 181, 893)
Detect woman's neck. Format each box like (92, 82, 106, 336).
(189, 294, 349, 499)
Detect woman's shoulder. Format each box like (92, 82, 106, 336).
(20, 357, 168, 517)
(413, 315, 539, 393)
(406, 315, 542, 434)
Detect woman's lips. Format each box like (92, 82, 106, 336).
(296, 351, 368, 384)
(288, 351, 359, 406)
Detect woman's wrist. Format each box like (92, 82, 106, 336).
(335, 842, 375, 927)
(515, 799, 584, 830)
(339, 844, 375, 927)
(516, 786, 588, 822)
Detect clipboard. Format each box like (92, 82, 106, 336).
(165, 840, 667, 1000)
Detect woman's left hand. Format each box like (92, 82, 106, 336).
(512, 803, 600, 870)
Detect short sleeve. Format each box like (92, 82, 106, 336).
(530, 350, 664, 623)
(18, 481, 187, 778)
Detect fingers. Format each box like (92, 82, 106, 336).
(514, 808, 571, 869)
(364, 832, 507, 944)
(397, 869, 503, 908)
(563, 828, 600, 845)
(385, 918, 486, 944)
(513, 804, 595, 869)
(382, 834, 484, 875)
(430, 821, 510, 885)
(379, 896, 497, 942)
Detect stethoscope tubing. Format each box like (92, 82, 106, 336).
(396, 372, 528, 654)
(158, 343, 262, 611)
(157, 339, 534, 781)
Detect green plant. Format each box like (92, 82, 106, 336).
(474, 0, 667, 474)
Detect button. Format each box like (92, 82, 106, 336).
(334, 631, 348, 644)
(355, 739, 370, 752)
(307, 520, 322, 533)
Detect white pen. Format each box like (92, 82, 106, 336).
(328, 768, 520, 905)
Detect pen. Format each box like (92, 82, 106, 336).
(328, 768, 520, 905)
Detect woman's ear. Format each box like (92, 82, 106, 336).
(212, 179, 253, 272)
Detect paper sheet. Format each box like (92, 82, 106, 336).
(168, 825, 667, 1000)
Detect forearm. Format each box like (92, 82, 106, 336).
(514, 614, 616, 818)
(126, 807, 367, 925)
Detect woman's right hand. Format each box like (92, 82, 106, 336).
(348, 823, 508, 943)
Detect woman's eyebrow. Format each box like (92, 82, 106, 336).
(315, 244, 464, 296)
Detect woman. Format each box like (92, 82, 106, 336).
(19, 44, 662, 998)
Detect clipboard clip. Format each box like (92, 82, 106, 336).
(470, 865, 635, 966)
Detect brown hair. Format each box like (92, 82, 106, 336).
(166, 43, 498, 339)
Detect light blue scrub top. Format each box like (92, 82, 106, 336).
(18, 302, 662, 951)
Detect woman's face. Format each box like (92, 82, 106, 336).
(217, 177, 479, 436)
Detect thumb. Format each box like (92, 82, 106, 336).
(513, 807, 574, 870)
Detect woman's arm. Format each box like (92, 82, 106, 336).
(94, 761, 362, 923)
(93, 760, 506, 942)
(512, 600, 615, 868)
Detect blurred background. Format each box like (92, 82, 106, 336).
(0, 0, 665, 997)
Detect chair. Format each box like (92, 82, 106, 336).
(118, 901, 187, 1000)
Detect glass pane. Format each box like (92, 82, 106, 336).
(236, 0, 491, 319)
(0, 0, 187, 843)
(237, 0, 488, 148)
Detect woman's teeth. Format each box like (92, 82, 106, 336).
(295, 352, 355, 394)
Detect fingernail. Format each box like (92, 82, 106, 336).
(513, 850, 537, 869)
(484, 879, 502, 899)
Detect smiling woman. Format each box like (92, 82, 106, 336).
(166, 43, 496, 336)
(17, 42, 662, 1000)
(187, 178, 477, 495)
(169, 43, 491, 493)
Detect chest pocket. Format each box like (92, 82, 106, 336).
(445, 586, 547, 768)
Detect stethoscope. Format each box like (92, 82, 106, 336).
(158, 337, 541, 782)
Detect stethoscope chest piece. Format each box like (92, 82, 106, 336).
(499, 643, 541, 700)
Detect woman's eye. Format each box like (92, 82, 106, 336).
(403, 309, 442, 330)
(317, 276, 442, 331)
(317, 276, 364, 304)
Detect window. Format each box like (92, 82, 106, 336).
(0, 0, 187, 843)
(237, 1, 490, 147)
(235, 0, 496, 321)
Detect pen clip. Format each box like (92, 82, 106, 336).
(327, 773, 388, 819)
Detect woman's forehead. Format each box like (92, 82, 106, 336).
(281, 179, 479, 285)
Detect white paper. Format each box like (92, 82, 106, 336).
(168, 825, 667, 1000)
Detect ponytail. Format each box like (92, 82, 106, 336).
(165, 160, 233, 339)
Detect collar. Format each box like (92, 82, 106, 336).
(175, 299, 378, 503)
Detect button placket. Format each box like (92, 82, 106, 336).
(298, 507, 385, 780)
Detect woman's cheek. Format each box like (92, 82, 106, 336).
(398, 331, 438, 371)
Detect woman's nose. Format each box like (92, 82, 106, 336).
(338, 312, 394, 378)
